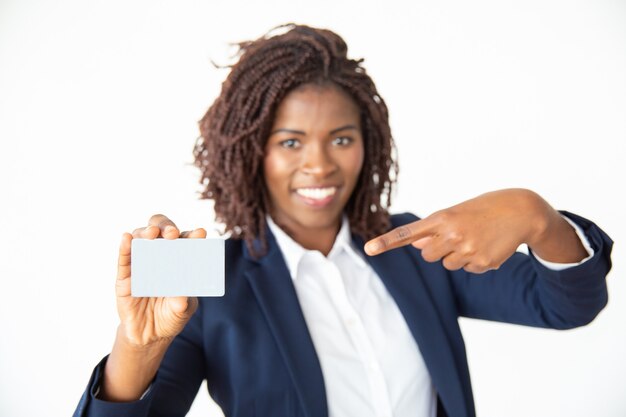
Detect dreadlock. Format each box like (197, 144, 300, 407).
(194, 24, 398, 257)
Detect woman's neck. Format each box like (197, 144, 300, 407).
(271, 216, 341, 257)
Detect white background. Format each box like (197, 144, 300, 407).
(1, 0, 625, 416)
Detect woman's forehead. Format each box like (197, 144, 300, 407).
(272, 84, 361, 127)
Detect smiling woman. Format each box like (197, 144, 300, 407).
(264, 84, 365, 255)
(72, 24, 613, 417)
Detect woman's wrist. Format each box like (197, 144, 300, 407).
(524, 194, 588, 264)
(99, 325, 172, 402)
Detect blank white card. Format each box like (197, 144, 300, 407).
(131, 238, 225, 297)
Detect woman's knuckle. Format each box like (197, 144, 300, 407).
(430, 210, 447, 224)
(395, 226, 411, 241)
(461, 243, 475, 256)
(149, 213, 164, 223)
(442, 258, 460, 270)
(421, 249, 437, 263)
(448, 231, 463, 244)
(476, 257, 492, 270)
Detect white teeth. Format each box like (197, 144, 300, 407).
(296, 187, 337, 200)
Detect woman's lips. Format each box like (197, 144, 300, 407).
(294, 186, 338, 208)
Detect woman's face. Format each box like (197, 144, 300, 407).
(264, 84, 364, 237)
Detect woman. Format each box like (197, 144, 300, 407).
(73, 25, 612, 417)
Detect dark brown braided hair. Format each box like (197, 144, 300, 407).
(194, 24, 398, 257)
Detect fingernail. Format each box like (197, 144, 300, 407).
(365, 242, 380, 254)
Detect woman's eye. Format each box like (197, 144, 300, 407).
(332, 136, 352, 146)
(279, 138, 301, 149)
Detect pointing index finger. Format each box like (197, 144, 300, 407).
(364, 218, 435, 256)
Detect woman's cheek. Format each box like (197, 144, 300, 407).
(263, 150, 298, 194)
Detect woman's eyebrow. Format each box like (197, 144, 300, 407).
(270, 128, 306, 135)
(329, 124, 359, 134)
(270, 124, 359, 136)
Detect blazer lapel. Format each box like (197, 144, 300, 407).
(353, 235, 470, 417)
(244, 233, 328, 417)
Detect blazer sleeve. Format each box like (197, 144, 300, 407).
(72, 300, 208, 417)
(446, 211, 613, 329)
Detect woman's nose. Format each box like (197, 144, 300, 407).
(301, 143, 337, 177)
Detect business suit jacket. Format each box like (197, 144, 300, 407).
(74, 211, 612, 417)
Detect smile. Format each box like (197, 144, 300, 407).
(294, 186, 338, 207)
(295, 187, 337, 199)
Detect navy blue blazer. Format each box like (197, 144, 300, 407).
(74, 212, 612, 417)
